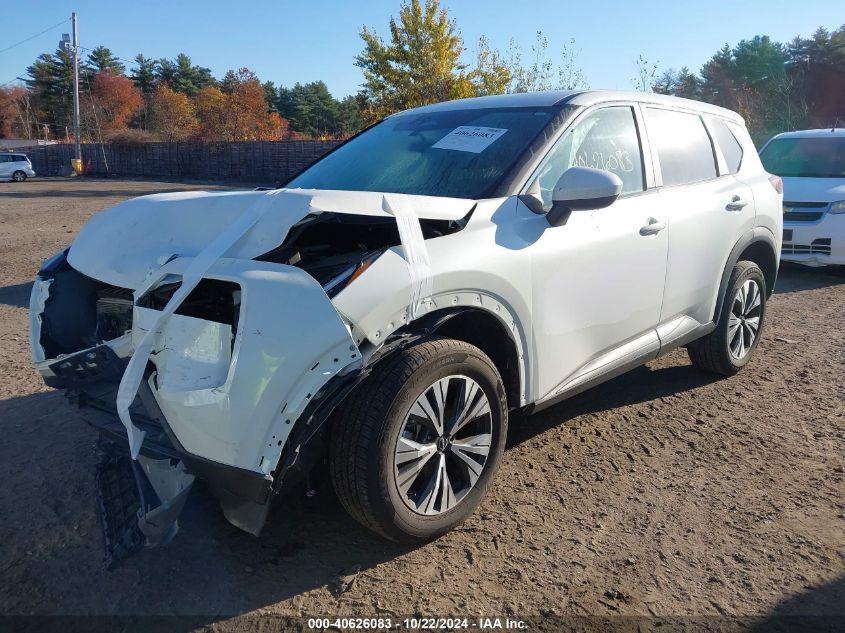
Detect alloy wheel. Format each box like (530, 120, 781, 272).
(393, 375, 492, 516)
(728, 279, 761, 360)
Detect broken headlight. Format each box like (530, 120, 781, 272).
(322, 251, 382, 298)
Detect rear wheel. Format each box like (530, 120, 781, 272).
(688, 260, 766, 375)
(329, 336, 508, 543)
(12, 170, 27, 182)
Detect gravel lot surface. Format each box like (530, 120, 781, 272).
(0, 178, 843, 630)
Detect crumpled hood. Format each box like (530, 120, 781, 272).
(781, 177, 845, 203)
(67, 188, 475, 289)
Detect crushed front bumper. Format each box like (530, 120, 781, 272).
(29, 255, 363, 561)
(781, 214, 845, 267)
(130, 257, 361, 474)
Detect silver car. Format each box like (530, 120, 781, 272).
(0, 152, 36, 181)
(28, 90, 782, 566)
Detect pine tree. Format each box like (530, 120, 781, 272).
(87, 46, 126, 74)
(131, 54, 158, 94)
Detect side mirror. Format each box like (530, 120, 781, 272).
(547, 167, 623, 226)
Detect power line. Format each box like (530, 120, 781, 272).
(0, 17, 70, 55)
(77, 44, 137, 69)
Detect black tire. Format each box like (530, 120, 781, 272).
(688, 260, 767, 375)
(12, 170, 27, 182)
(329, 336, 508, 544)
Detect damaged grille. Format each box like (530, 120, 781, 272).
(38, 261, 135, 359)
(782, 238, 832, 256)
(95, 287, 134, 341)
(137, 278, 241, 331)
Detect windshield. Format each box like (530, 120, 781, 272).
(287, 107, 558, 199)
(760, 137, 845, 178)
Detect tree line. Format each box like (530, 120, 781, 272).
(652, 26, 845, 142)
(1, 0, 843, 146)
(0, 44, 364, 143)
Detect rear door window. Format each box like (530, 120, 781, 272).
(646, 108, 717, 186)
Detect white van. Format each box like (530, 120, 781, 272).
(29, 90, 782, 564)
(760, 128, 845, 267)
(0, 152, 36, 181)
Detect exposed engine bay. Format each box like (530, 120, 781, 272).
(37, 211, 466, 362)
(257, 212, 464, 295)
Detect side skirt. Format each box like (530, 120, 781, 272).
(528, 319, 715, 415)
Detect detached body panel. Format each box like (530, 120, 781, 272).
(136, 257, 360, 473)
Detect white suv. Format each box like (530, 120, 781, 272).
(28, 90, 782, 563)
(0, 152, 36, 181)
(760, 128, 845, 267)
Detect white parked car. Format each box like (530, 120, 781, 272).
(0, 152, 36, 181)
(760, 128, 845, 267)
(28, 90, 782, 565)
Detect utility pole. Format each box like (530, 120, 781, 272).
(71, 12, 81, 163)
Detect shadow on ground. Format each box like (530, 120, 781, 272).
(0, 282, 32, 308)
(0, 348, 727, 619)
(508, 361, 720, 448)
(775, 262, 845, 294)
(0, 389, 408, 619)
(750, 573, 845, 631)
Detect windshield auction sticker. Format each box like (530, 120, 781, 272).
(431, 126, 508, 153)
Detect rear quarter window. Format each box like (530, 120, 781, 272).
(707, 117, 743, 174)
(646, 108, 718, 186)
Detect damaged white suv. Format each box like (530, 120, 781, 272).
(29, 90, 782, 565)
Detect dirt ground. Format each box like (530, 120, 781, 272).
(0, 178, 843, 630)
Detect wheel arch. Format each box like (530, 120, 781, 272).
(273, 302, 527, 491)
(714, 228, 779, 321)
(418, 306, 523, 410)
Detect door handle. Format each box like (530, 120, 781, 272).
(726, 195, 748, 211)
(640, 217, 666, 235)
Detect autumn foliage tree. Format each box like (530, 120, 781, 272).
(194, 85, 229, 140)
(194, 68, 288, 141)
(0, 87, 32, 138)
(148, 84, 198, 141)
(89, 69, 143, 132)
(355, 0, 510, 122)
(221, 68, 278, 140)
(262, 112, 290, 140)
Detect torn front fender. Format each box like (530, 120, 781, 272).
(134, 257, 361, 474)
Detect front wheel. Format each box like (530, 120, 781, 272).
(12, 170, 27, 182)
(688, 260, 767, 375)
(330, 336, 508, 544)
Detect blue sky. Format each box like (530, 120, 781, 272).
(2, 0, 842, 96)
